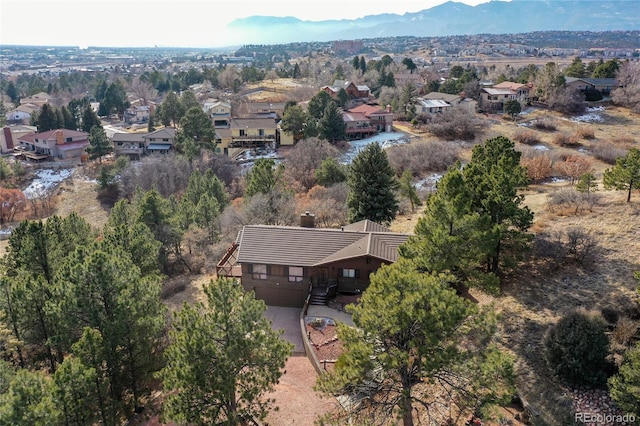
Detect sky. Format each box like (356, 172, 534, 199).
(0, 0, 492, 48)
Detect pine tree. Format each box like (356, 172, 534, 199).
(317, 261, 513, 426)
(603, 148, 640, 202)
(86, 126, 112, 162)
(245, 158, 284, 197)
(347, 142, 398, 225)
(398, 170, 421, 212)
(160, 277, 293, 425)
(318, 103, 346, 143)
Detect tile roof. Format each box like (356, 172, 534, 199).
(349, 104, 389, 117)
(342, 220, 390, 233)
(145, 127, 176, 139)
(236, 221, 409, 267)
(230, 117, 277, 129)
(483, 88, 516, 96)
(423, 92, 460, 103)
(112, 132, 145, 142)
(492, 81, 529, 91)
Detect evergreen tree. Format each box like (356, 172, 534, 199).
(147, 112, 156, 132)
(245, 158, 284, 197)
(463, 136, 533, 275)
(317, 261, 513, 426)
(603, 148, 640, 202)
(347, 142, 398, 225)
(58, 243, 166, 413)
(281, 104, 307, 142)
(178, 106, 215, 151)
(160, 277, 293, 425)
(576, 172, 598, 194)
(307, 90, 333, 121)
(6, 81, 19, 104)
(359, 56, 367, 74)
(35, 103, 58, 132)
(565, 56, 587, 78)
(315, 157, 347, 187)
(60, 106, 75, 130)
(609, 342, 640, 417)
(318, 103, 346, 143)
(81, 105, 101, 133)
(179, 90, 200, 112)
(53, 356, 100, 426)
(400, 164, 498, 292)
(0, 368, 61, 425)
(160, 91, 184, 127)
(86, 126, 112, 162)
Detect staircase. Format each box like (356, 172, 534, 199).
(309, 287, 328, 305)
(309, 284, 337, 306)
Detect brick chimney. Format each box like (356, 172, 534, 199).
(386, 104, 392, 113)
(55, 130, 64, 145)
(300, 211, 315, 228)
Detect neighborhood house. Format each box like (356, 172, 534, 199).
(218, 215, 410, 308)
(16, 129, 90, 160)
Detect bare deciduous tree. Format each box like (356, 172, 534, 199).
(612, 61, 640, 113)
(555, 155, 593, 185)
(284, 138, 339, 191)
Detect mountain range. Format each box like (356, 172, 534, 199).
(225, 0, 640, 46)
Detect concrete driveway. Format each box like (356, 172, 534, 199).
(264, 306, 305, 354)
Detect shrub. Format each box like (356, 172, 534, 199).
(574, 127, 595, 140)
(544, 310, 609, 386)
(591, 142, 628, 165)
(612, 317, 640, 347)
(521, 153, 553, 183)
(547, 188, 601, 215)
(552, 132, 580, 147)
(512, 129, 540, 145)
(427, 108, 481, 141)
(565, 227, 600, 266)
(387, 140, 459, 175)
(555, 155, 593, 185)
(532, 117, 557, 131)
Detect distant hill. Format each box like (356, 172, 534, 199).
(225, 0, 640, 45)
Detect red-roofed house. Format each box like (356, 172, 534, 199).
(17, 129, 89, 160)
(347, 103, 394, 133)
(217, 216, 409, 307)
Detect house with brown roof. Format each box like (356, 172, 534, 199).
(565, 77, 621, 96)
(479, 81, 533, 112)
(204, 100, 232, 128)
(5, 104, 40, 124)
(19, 92, 50, 108)
(112, 127, 176, 157)
(218, 215, 409, 308)
(322, 80, 370, 100)
(16, 129, 89, 161)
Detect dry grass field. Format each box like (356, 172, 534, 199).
(390, 104, 640, 423)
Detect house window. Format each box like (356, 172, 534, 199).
(288, 266, 303, 282)
(239, 129, 246, 136)
(259, 129, 265, 136)
(252, 264, 267, 280)
(342, 268, 358, 278)
(163, 138, 168, 142)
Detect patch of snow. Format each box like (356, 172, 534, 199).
(547, 176, 568, 184)
(533, 144, 549, 151)
(571, 106, 605, 123)
(414, 173, 443, 192)
(23, 168, 74, 199)
(341, 132, 410, 164)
